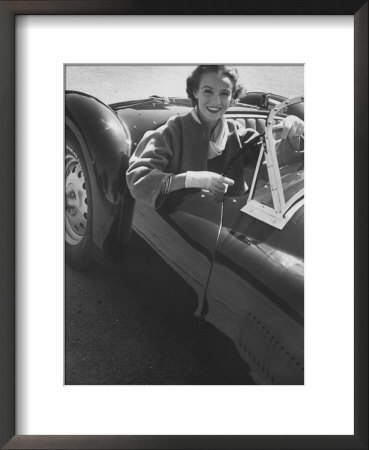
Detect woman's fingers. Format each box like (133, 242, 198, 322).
(281, 115, 304, 139)
(213, 185, 227, 195)
(214, 177, 233, 190)
(211, 176, 234, 194)
(222, 176, 235, 186)
(281, 117, 293, 139)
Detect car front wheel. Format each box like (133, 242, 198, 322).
(65, 129, 93, 269)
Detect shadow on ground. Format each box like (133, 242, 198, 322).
(65, 232, 255, 385)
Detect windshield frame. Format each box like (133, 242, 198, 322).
(241, 96, 304, 230)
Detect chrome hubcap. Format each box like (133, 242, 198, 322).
(65, 146, 88, 245)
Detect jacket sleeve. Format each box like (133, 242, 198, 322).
(126, 121, 177, 209)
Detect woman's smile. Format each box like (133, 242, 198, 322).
(206, 106, 222, 113)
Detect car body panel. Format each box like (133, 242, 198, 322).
(133, 176, 304, 384)
(205, 193, 304, 384)
(133, 190, 223, 306)
(65, 91, 132, 255)
(113, 98, 192, 154)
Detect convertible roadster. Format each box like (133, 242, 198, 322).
(65, 91, 304, 385)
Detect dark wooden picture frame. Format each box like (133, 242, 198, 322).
(0, 1, 367, 449)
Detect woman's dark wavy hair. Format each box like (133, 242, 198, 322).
(186, 65, 244, 106)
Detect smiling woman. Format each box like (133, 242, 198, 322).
(187, 65, 242, 123)
(193, 73, 233, 124)
(126, 65, 260, 208)
(126, 65, 303, 211)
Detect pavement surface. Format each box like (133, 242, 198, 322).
(65, 231, 255, 385)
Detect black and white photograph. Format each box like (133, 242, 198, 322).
(65, 64, 304, 385)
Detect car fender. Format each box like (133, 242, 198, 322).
(65, 91, 133, 257)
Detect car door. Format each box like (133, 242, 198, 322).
(132, 189, 223, 314)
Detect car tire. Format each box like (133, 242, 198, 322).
(65, 128, 94, 269)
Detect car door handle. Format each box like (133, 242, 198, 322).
(229, 229, 253, 246)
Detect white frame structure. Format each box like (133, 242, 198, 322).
(241, 96, 304, 229)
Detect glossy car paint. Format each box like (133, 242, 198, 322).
(112, 97, 192, 153)
(65, 91, 132, 255)
(206, 195, 304, 384)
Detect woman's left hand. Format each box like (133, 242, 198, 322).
(281, 115, 304, 139)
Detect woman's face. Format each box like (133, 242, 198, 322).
(193, 71, 234, 127)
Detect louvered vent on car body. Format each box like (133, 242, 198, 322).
(238, 312, 304, 385)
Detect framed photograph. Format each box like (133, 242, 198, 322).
(1, 1, 367, 449)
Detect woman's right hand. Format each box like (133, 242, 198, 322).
(185, 171, 234, 195)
